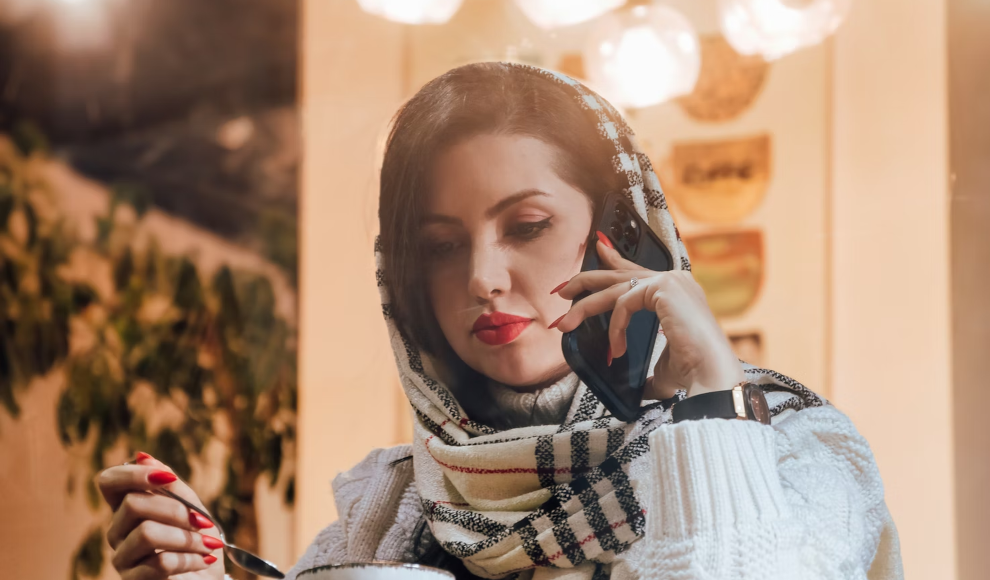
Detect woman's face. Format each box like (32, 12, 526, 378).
(422, 134, 594, 389)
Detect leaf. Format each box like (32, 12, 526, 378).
(144, 240, 161, 289)
(56, 388, 74, 444)
(76, 410, 90, 441)
(85, 477, 100, 510)
(1, 258, 18, 292)
(154, 428, 191, 481)
(212, 266, 242, 333)
(114, 316, 142, 351)
(128, 418, 149, 451)
(181, 362, 206, 401)
(0, 374, 19, 417)
(258, 209, 298, 286)
(112, 395, 131, 433)
(23, 201, 38, 249)
(113, 248, 134, 291)
(112, 182, 152, 218)
(0, 192, 13, 231)
(71, 284, 98, 311)
(93, 426, 119, 473)
(173, 258, 203, 311)
(240, 275, 276, 331)
(95, 217, 112, 249)
(262, 433, 282, 486)
(11, 120, 50, 156)
(0, 331, 17, 417)
(71, 526, 104, 579)
(284, 476, 295, 506)
(33, 320, 63, 377)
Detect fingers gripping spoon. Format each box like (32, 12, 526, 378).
(124, 459, 285, 578)
(153, 487, 285, 579)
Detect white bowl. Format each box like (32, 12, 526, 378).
(299, 562, 455, 580)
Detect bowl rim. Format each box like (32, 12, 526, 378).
(298, 562, 455, 580)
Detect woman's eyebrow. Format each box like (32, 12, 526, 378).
(421, 214, 461, 226)
(421, 189, 550, 226)
(484, 189, 549, 219)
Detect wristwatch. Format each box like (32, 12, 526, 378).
(671, 381, 771, 425)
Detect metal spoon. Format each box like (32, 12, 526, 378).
(152, 487, 285, 579)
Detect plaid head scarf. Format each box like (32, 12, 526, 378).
(374, 63, 824, 580)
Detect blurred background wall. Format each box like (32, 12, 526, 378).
(1, 0, 987, 579)
(0, 1, 300, 579)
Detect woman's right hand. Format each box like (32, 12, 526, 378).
(98, 453, 224, 580)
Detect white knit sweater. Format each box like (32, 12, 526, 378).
(285, 404, 903, 580)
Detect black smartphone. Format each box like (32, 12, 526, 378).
(561, 191, 674, 422)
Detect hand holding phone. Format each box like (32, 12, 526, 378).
(554, 193, 744, 421)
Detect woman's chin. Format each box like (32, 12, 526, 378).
(473, 345, 569, 389)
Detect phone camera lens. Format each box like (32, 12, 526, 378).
(610, 223, 623, 241)
(624, 219, 639, 240)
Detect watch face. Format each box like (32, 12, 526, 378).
(746, 385, 771, 425)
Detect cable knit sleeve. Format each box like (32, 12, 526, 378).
(632, 405, 903, 580)
(283, 445, 418, 580)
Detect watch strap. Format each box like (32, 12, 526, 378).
(671, 383, 771, 425)
(671, 388, 740, 423)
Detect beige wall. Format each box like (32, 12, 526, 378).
(948, 0, 990, 578)
(831, 0, 956, 578)
(296, 0, 406, 551)
(629, 1, 830, 397)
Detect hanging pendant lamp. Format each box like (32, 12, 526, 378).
(514, 0, 626, 30)
(583, 2, 701, 108)
(718, 0, 852, 60)
(356, 0, 463, 25)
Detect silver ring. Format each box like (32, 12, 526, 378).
(629, 277, 639, 289)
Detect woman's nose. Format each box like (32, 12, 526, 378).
(467, 243, 510, 303)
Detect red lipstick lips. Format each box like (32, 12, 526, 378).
(472, 311, 533, 346)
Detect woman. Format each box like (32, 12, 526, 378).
(98, 62, 903, 580)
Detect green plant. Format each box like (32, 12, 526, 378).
(0, 131, 297, 580)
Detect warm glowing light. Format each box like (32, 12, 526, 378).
(583, 4, 700, 108)
(49, 0, 112, 50)
(356, 0, 463, 24)
(216, 117, 255, 151)
(718, 0, 852, 60)
(0, 0, 38, 26)
(514, 0, 626, 30)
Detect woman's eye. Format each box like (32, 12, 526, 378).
(507, 217, 552, 239)
(425, 240, 459, 259)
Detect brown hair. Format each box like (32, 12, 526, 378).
(378, 62, 624, 358)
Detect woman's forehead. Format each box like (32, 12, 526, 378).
(426, 134, 580, 214)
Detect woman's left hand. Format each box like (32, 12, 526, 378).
(552, 233, 744, 400)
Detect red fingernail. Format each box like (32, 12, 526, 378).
(204, 554, 218, 565)
(202, 535, 224, 550)
(596, 231, 614, 250)
(148, 470, 177, 485)
(135, 452, 152, 463)
(548, 314, 565, 329)
(607, 346, 613, 366)
(190, 512, 214, 529)
(550, 281, 568, 295)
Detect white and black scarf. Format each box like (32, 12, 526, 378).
(375, 63, 825, 580)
